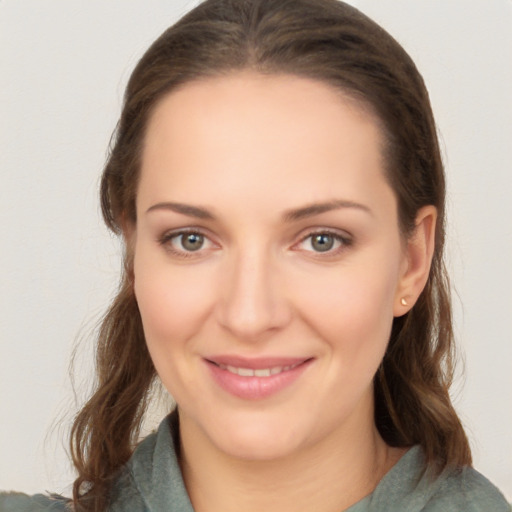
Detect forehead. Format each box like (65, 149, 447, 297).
(138, 72, 393, 217)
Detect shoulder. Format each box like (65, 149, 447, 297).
(423, 466, 511, 512)
(0, 414, 187, 512)
(0, 492, 70, 512)
(108, 412, 193, 511)
(0, 433, 161, 512)
(364, 446, 510, 512)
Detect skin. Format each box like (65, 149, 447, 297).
(130, 72, 436, 512)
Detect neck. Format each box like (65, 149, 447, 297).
(178, 407, 404, 512)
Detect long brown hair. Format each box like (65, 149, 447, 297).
(70, 0, 471, 509)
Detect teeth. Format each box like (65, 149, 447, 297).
(218, 362, 301, 377)
(237, 367, 254, 377)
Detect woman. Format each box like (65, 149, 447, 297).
(1, 0, 509, 511)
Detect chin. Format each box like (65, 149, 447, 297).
(203, 408, 316, 462)
(218, 428, 303, 461)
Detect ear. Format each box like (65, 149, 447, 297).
(393, 205, 437, 317)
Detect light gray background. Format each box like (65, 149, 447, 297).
(1, 0, 511, 500)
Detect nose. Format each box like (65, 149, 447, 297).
(215, 247, 292, 342)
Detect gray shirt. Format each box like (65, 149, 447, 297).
(1, 413, 509, 511)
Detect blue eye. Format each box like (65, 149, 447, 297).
(160, 230, 214, 255)
(299, 231, 350, 254)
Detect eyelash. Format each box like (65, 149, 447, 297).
(158, 228, 353, 258)
(158, 228, 214, 259)
(295, 230, 353, 257)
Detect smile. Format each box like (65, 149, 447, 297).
(216, 362, 302, 377)
(205, 357, 313, 400)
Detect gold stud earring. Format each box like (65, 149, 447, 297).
(400, 297, 408, 307)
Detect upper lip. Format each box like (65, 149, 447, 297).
(205, 355, 312, 369)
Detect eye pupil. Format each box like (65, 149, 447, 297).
(312, 234, 334, 252)
(181, 233, 204, 251)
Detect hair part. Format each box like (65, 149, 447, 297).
(72, 0, 471, 509)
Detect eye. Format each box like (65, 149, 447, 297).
(309, 233, 337, 252)
(159, 229, 215, 256)
(175, 232, 205, 252)
(296, 231, 351, 254)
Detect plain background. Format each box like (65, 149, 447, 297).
(1, 0, 511, 500)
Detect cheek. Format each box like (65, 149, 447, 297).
(133, 246, 216, 349)
(294, 257, 399, 358)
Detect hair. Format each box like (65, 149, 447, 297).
(70, 0, 472, 510)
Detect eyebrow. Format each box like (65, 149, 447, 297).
(282, 199, 372, 222)
(146, 202, 215, 219)
(146, 199, 372, 222)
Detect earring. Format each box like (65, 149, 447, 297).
(400, 297, 408, 307)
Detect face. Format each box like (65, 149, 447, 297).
(132, 72, 409, 461)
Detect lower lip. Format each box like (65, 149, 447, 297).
(205, 359, 313, 400)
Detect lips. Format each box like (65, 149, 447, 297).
(204, 356, 313, 400)
(206, 355, 309, 369)
(218, 362, 302, 377)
